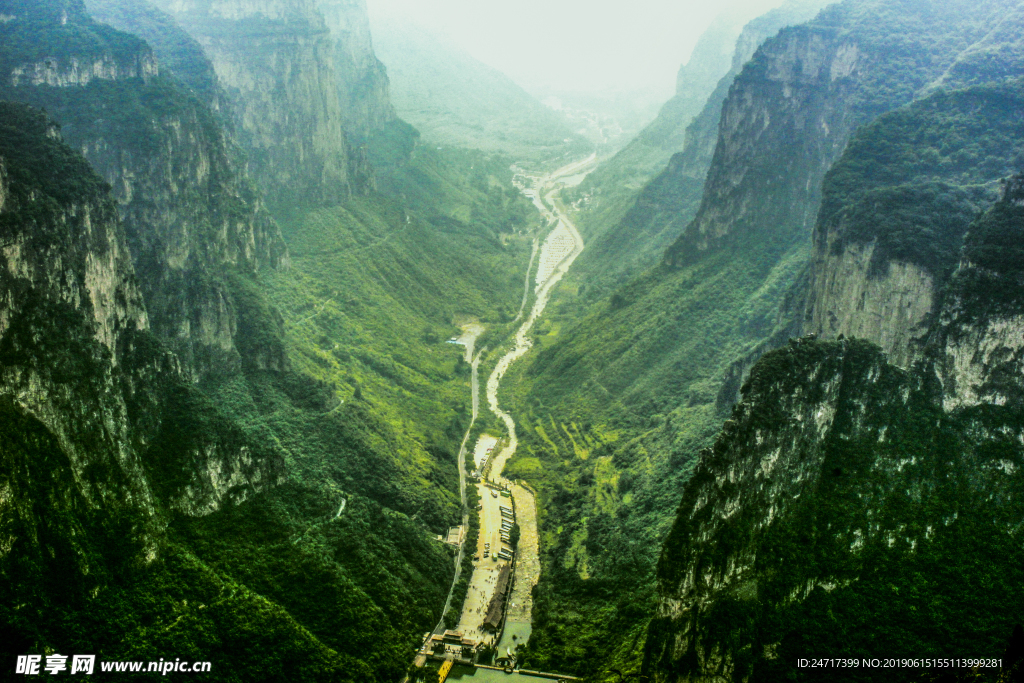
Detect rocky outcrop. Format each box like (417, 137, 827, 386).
(151, 0, 369, 205)
(644, 169, 1024, 683)
(1, 0, 289, 380)
(316, 0, 396, 139)
(0, 103, 283, 566)
(664, 24, 864, 265)
(644, 330, 1024, 681)
(0, 107, 155, 531)
(937, 176, 1024, 412)
(84, 0, 224, 109)
(664, 0, 1019, 267)
(9, 51, 157, 86)
(802, 77, 1024, 367)
(574, 0, 831, 280)
(804, 239, 935, 367)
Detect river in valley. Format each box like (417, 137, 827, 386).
(454, 154, 595, 664)
(415, 154, 595, 683)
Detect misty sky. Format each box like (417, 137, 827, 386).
(367, 0, 786, 97)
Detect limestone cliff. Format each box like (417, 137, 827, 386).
(150, 0, 373, 205)
(84, 0, 225, 109)
(0, 105, 156, 541)
(578, 0, 832, 279)
(0, 102, 283, 555)
(1, 0, 289, 380)
(802, 77, 1024, 366)
(664, 0, 1019, 268)
(315, 0, 396, 139)
(937, 176, 1024, 413)
(804, 240, 934, 367)
(643, 166, 1024, 683)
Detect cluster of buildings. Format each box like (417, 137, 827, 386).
(482, 564, 513, 631)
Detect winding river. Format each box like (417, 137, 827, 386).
(418, 154, 596, 680)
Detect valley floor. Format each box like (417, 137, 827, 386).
(417, 155, 597, 677)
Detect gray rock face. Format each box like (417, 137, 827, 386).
(660, 0, 834, 208)
(804, 238, 936, 368)
(665, 24, 864, 265)
(316, 0, 396, 138)
(151, 0, 391, 203)
(9, 51, 157, 86)
(0, 106, 283, 579)
(1, 0, 289, 380)
(799, 7, 1024, 367)
(664, 0, 1018, 268)
(153, 0, 355, 205)
(0, 130, 155, 528)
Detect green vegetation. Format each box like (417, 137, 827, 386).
(0, 0, 148, 78)
(1, 29, 541, 676)
(0, 101, 112, 219)
(821, 79, 1024, 279)
(84, 0, 222, 106)
(444, 484, 480, 630)
(496, 2, 1024, 678)
(949, 178, 1024, 321)
(649, 336, 1024, 682)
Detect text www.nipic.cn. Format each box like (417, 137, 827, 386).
(16, 655, 212, 675)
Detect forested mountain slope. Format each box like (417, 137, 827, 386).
(504, 0, 1024, 677)
(0, 0, 286, 382)
(570, 0, 831, 286)
(0, 0, 539, 679)
(645, 174, 1024, 682)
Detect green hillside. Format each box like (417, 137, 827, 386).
(498, 0, 1024, 677)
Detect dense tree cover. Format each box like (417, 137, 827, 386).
(0, 0, 148, 77)
(0, 7, 541, 674)
(83, 0, 222, 107)
(648, 335, 1024, 682)
(950, 178, 1024, 321)
(820, 79, 1024, 278)
(0, 101, 112, 220)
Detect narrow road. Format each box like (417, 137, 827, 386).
(451, 155, 596, 649)
(432, 327, 484, 636)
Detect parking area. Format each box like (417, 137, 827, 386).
(456, 482, 514, 644)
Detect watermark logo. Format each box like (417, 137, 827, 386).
(15, 655, 211, 675)
(16, 655, 94, 676)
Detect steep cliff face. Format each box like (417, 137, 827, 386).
(938, 176, 1024, 412)
(665, 0, 1019, 267)
(1, 0, 289, 380)
(0, 103, 283, 574)
(643, 177, 1024, 682)
(0, 104, 156, 541)
(151, 0, 370, 205)
(577, 0, 832, 281)
(316, 0, 395, 139)
(804, 240, 935, 366)
(84, 0, 224, 109)
(803, 76, 1024, 366)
